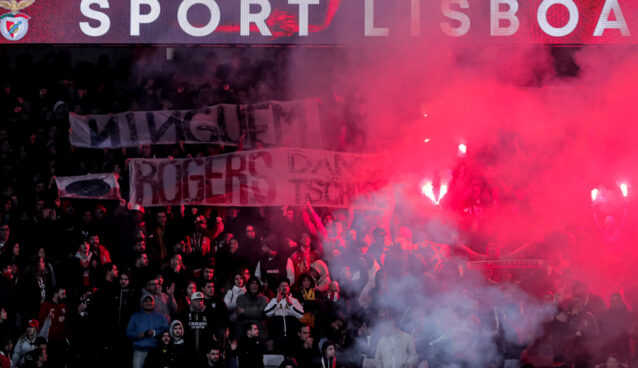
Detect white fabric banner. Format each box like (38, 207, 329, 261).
(129, 148, 387, 209)
(56, 173, 121, 200)
(69, 99, 322, 149)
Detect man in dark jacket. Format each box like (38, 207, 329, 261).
(88, 263, 120, 366)
(201, 280, 229, 339)
(235, 277, 267, 339)
(178, 292, 213, 360)
(143, 331, 176, 368)
(198, 343, 226, 368)
(237, 323, 265, 368)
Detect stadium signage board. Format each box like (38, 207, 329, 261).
(1, 0, 637, 44)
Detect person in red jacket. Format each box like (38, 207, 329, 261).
(0, 336, 12, 368)
(38, 287, 68, 368)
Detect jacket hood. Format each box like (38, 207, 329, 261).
(169, 320, 184, 343)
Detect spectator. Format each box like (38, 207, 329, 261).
(88, 233, 112, 266)
(162, 254, 187, 294)
(87, 263, 121, 365)
(126, 295, 169, 368)
(223, 272, 246, 322)
(314, 340, 342, 368)
(186, 216, 212, 263)
(0, 335, 12, 368)
(37, 286, 68, 368)
(291, 324, 319, 368)
(199, 343, 226, 368)
(236, 277, 267, 340)
(142, 276, 177, 323)
(130, 253, 151, 291)
(168, 320, 188, 365)
(177, 280, 197, 313)
(201, 280, 229, 338)
(279, 359, 298, 368)
(236, 323, 265, 368)
(22, 348, 47, 368)
(142, 330, 176, 368)
(255, 240, 294, 297)
(12, 318, 51, 367)
(179, 291, 213, 359)
(599, 293, 631, 361)
(147, 210, 172, 263)
(290, 235, 319, 283)
(0, 261, 17, 330)
(293, 273, 318, 328)
(216, 238, 243, 285)
(0, 224, 11, 256)
(17, 257, 54, 321)
(374, 317, 417, 368)
(264, 278, 304, 352)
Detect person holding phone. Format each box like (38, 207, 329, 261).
(264, 278, 304, 353)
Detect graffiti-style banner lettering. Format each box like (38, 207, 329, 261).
(3, 0, 638, 44)
(129, 148, 387, 209)
(69, 100, 321, 149)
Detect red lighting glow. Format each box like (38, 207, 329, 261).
(439, 182, 449, 202)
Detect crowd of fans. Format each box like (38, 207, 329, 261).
(0, 47, 635, 368)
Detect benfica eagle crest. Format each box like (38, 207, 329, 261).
(0, 0, 35, 41)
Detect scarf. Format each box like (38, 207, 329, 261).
(321, 357, 337, 368)
(302, 288, 316, 301)
(74, 252, 92, 268)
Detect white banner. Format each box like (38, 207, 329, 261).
(69, 99, 322, 149)
(56, 173, 121, 200)
(129, 148, 387, 209)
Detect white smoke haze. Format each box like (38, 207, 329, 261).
(279, 13, 638, 365)
(103, 24, 638, 364)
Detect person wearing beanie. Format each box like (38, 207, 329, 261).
(125, 295, 169, 368)
(314, 340, 342, 368)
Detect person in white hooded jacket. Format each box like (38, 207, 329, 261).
(12, 316, 51, 367)
(223, 272, 246, 322)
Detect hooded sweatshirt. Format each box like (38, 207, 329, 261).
(125, 295, 169, 352)
(168, 319, 189, 365)
(169, 320, 185, 345)
(310, 260, 331, 293)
